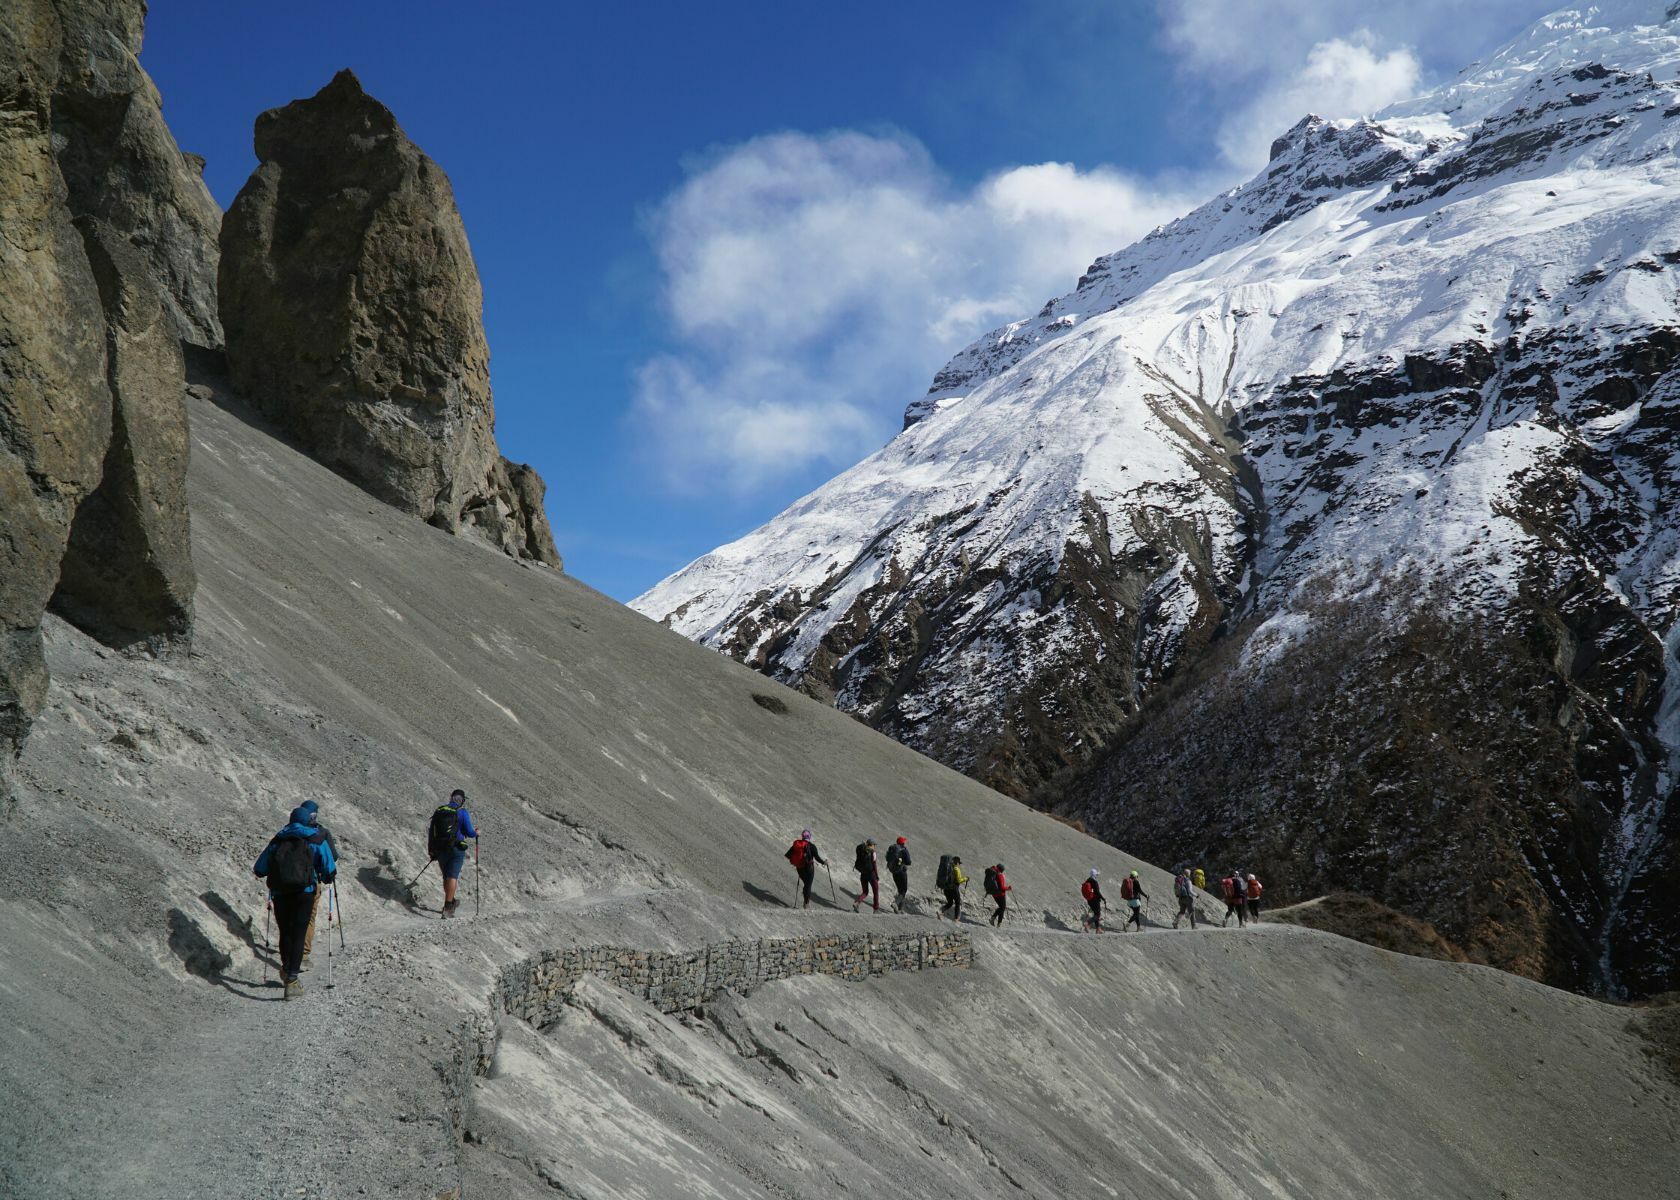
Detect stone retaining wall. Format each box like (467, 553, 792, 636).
(494, 931, 973, 1032)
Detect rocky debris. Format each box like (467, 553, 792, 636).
(218, 69, 560, 567)
(48, 0, 223, 348)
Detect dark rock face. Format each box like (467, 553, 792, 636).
(218, 70, 561, 567)
(48, 0, 223, 348)
(0, 1, 113, 780)
(52, 219, 195, 645)
(0, 0, 199, 797)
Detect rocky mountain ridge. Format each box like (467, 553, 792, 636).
(636, 2, 1680, 996)
(2, 3, 561, 807)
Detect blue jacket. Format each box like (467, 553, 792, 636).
(255, 812, 338, 893)
(455, 806, 478, 840)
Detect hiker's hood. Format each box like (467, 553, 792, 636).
(288, 806, 313, 826)
(278, 820, 315, 838)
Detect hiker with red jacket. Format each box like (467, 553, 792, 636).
(1220, 870, 1246, 927)
(853, 838, 881, 912)
(985, 863, 1012, 926)
(1081, 869, 1105, 932)
(1120, 870, 1149, 931)
(1245, 873, 1263, 923)
(786, 829, 827, 908)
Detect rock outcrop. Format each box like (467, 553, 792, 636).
(0, 0, 198, 798)
(49, 0, 223, 348)
(218, 70, 560, 567)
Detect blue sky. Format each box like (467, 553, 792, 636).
(142, 0, 1553, 599)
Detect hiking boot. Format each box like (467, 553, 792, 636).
(284, 978, 303, 1001)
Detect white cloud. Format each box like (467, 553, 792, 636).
(1217, 34, 1421, 169)
(1159, 0, 1553, 166)
(631, 131, 1206, 495)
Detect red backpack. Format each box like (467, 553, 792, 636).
(1221, 876, 1237, 900)
(786, 839, 809, 868)
(1120, 877, 1137, 900)
(1081, 878, 1097, 902)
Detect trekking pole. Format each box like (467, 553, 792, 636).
(262, 889, 273, 982)
(325, 885, 335, 991)
(404, 859, 435, 892)
(824, 861, 838, 907)
(334, 882, 346, 948)
(474, 839, 480, 918)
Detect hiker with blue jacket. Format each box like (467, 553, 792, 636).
(429, 789, 478, 917)
(254, 806, 338, 999)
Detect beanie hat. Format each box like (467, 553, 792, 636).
(288, 805, 311, 825)
(300, 800, 319, 814)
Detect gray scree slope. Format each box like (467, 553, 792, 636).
(0, 389, 1674, 1197)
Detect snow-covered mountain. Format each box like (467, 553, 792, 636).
(636, 2, 1680, 996)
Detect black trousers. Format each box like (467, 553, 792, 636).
(1176, 896, 1197, 928)
(1225, 900, 1246, 926)
(942, 886, 962, 920)
(798, 864, 816, 905)
(1086, 899, 1103, 927)
(891, 869, 909, 905)
(1247, 898, 1260, 922)
(272, 891, 314, 981)
(990, 895, 1007, 925)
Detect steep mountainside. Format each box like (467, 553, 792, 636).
(636, 3, 1680, 996)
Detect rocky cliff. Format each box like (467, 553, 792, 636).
(218, 70, 560, 568)
(637, 4, 1680, 996)
(0, 0, 198, 801)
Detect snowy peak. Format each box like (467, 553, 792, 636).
(638, 1, 1680, 997)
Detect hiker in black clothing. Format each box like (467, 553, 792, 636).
(254, 806, 338, 999)
(785, 829, 827, 908)
(1081, 869, 1105, 932)
(854, 838, 881, 912)
(885, 836, 911, 911)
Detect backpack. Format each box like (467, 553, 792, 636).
(786, 839, 809, 868)
(1248, 878, 1262, 898)
(936, 854, 953, 889)
(268, 835, 316, 895)
(886, 844, 905, 872)
(855, 843, 872, 874)
(1222, 877, 1237, 901)
(1081, 878, 1097, 903)
(984, 866, 1000, 896)
(428, 806, 463, 860)
(1175, 876, 1192, 898)
(1120, 877, 1137, 900)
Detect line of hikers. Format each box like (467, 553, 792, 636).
(253, 789, 481, 1000)
(786, 831, 1263, 933)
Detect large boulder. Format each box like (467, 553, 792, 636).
(49, 0, 223, 348)
(218, 70, 561, 567)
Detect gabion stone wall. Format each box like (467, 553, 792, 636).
(495, 931, 974, 1030)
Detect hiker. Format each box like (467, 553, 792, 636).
(786, 828, 827, 908)
(297, 800, 339, 966)
(1120, 870, 1149, 931)
(853, 837, 881, 912)
(885, 836, 911, 911)
(1081, 869, 1105, 932)
(937, 855, 967, 921)
(1246, 873, 1263, 923)
(428, 789, 479, 918)
(1220, 870, 1246, 927)
(1192, 866, 1206, 893)
(985, 863, 1012, 926)
(254, 805, 338, 999)
(1172, 869, 1197, 929)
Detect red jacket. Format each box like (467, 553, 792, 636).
(994, 870, 1011, 895)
